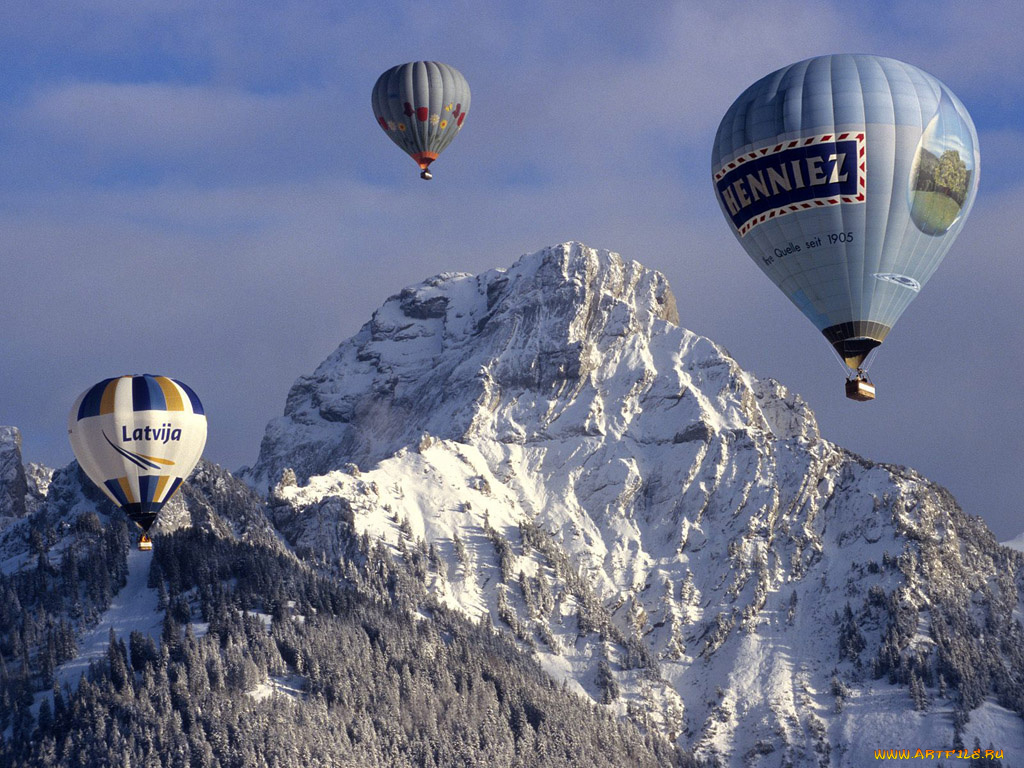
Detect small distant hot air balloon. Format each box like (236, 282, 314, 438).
(372, 61, 470, 179)
(711, 54, 979, 400)
(68, 375, 207, 550)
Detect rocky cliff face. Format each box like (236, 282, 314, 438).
(0, 426, 49, 522)
(246, 242, 1024, 766)
(245, 242, 682, 490)
(0, 427, 29, 520)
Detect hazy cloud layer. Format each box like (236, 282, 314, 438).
(1, 0, 1021, 538)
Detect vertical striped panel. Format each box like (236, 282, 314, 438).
(131, 376, 152, 411)
(117, 477, 136, 505)
(153, 475, 171, 504)
(155, 376, 185, 411)
(103, 478, 130, 507)
(77, 378, 117, 420)
(138, 475, 160, 508)
(173, 379, 205, 415)
(132, 375, 167, 412)
(99, 378, 122, 415)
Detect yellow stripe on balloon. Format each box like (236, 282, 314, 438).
(117, 477, 136, 504)
(138, 453, 176, 466)
(154, 475, 170, 502)
(100, 378, 123, 415)
(155, 377, 184, 411)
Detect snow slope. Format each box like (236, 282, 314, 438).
(55, 548, 162, 688)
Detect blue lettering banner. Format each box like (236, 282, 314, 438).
(713, 133, 865, 236)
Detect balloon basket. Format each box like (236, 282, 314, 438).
(138, 534, 153, 551)
(845, 376, 876, 402)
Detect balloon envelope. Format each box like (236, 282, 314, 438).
(712, 54, 979, 370)
(68, 375, 207, 533)
(372, 61, 470, 178)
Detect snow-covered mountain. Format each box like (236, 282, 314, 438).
(3, 243, 1021, 767)
(244, 242, 1024, 766)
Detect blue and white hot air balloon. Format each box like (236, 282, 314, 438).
(68, 375, 207, 549)
(372, 61, 471, 179)
(712, 54, 979, 400)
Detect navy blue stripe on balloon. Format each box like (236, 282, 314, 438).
(77, 378, 116, 420)
(133, 374, 167, 412)
(174, 379, 205, 415)
(103, 478, 129, 507)
(166, 477, 184, 498)
(132, 376, 152, 412)
(138, 474, 159, 504)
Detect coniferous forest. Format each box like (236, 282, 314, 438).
(0, 463, 691, 767)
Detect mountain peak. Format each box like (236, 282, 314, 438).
(246, 242, 759, 491)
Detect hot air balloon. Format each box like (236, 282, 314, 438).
(711, 54, 979, 400)
(372, 61, 470, 179)
(68, 375, 207, 550)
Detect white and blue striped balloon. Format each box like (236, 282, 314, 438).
(68, 374, 207, 536)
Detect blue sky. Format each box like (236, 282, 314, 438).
(2, 0, 1022, 539)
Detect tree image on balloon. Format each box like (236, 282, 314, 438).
(712, 54, 980, 400)
(910, 149, 973, 239)
(908, 91, 976, 236)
